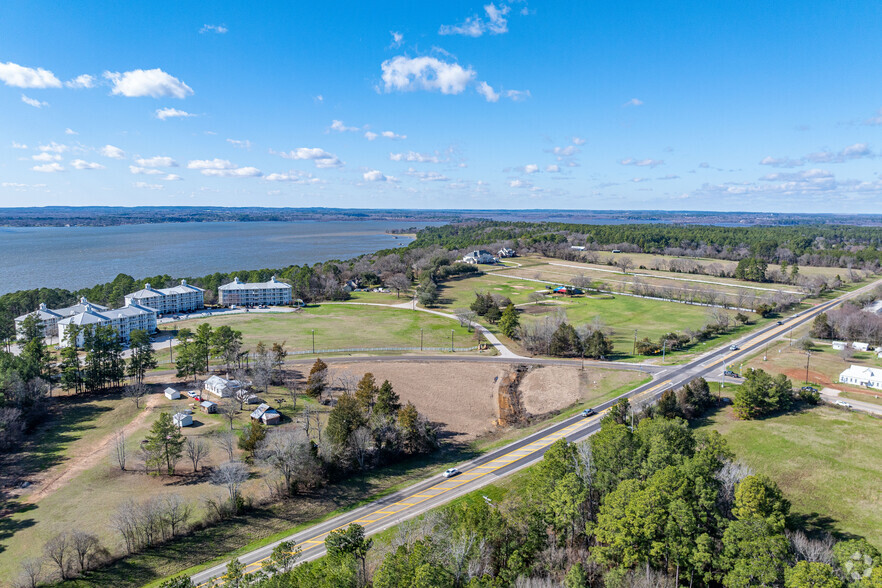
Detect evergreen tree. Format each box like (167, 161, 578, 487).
(127, 329, 157, 384)
(59, 326, 82, 394)
(144, 412, 186, 475)
(583, 329, 613, 359)
(498, 303, 520, 338)
(550, 323, 582, 357)
(810, 313, 833, 339)
(18, 314, 51, 380)
(326, 393, 365, 447)
(354, 372, 378, 414)
(375, 380, 401, 416)
(306, 358, 328, 398)
(485, 304, 502, 324)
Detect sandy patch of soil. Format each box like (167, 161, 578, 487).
(519, 366, 583, 415)
(327, 361, 505, 442)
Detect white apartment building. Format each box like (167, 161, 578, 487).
(15, 297, 108, 340)
(124, 280, 205, 315)
(218, 276, 292, 307)
(57, 301, 157, 348)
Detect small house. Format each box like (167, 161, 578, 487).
(497, 247, 516, 258)
(204, 375, 241, 398)
(832, 341, 847, 351)
(164, 387, 181, 400)
(852, 342, 870, 352)
(245, 394, 262, 405)
(342, 279, 359, 293)
(200, 400, 218, 414)
(462, 250, 497, 265)
(839, 364, 882, 389)
(173, 412, 193, 427)
(250, 403, 281, 425)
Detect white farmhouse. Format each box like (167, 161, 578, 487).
(218, 275, 292, 307)
(125, 280, 205, 315)
(204, 375, 242, 398)
(839, 365, 882, 389)
(462, 250, 496, 264)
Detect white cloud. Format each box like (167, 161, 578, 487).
(620, 157, 664, 168)
(136, 156, 178, 168)
(390, 31, 404, 48)
(71, 159, 104, 170)
(380, 56, 476, 95)
(572, 137, 586, 145)
(38, 142, 68, 153)
(759, 156, 802, 168)
(553, 145, 579, 157)
(761, 143, 874, 168)
(405, 168, 449, 182)
(314, 94, 323, 103)
(133, 181, 164, 190)
(101, 144, 126, 159)
(156, 107, 196, 120)
(163, 174, 182, 181)
(226, 139, 252, 149)
(389, 151, 440, 163)
(440, 3, 510, 37)
(104, 68, 194, 99)
(265, 170, 321, 183)
(187, 159, 260, 177)
(65, 74, 95, 89)
(623, 98, 643, 107)
(200, 24, 228, 34)
(129, 166, 163, 175)
(11, 142, 28, 149)
(275, 147, 342, 168)
(505, 89, 530, 101)
(658, 174, 680, 180)
(363, 169, 393, 182)
(509, 179, 531, 188)
(329, 120, 360, 133)
(32, 152, 61, 162)
(64, 128, 78, 135)
(2, 182, 46, 190)
(631, 177, 648, 183)
(546, 164, 561, 173)
(33, 162, 64, 173)
(524, 164, 539, 174)
(21, 94, 48, 108)
(364, 131, 378, 141)
(381, 130, 406, 140)
(477, 81, 499, 102)
(0, 61, 61, 88)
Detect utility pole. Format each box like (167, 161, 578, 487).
(633, 329, 638, 355)
(805, 351, 811, 384)
(662, 340, 666, 364)
(450, 329, 454, 352)
(169, 336, 173, 363)
(311, 329, 315, 354)
(420, 328, 423, 351)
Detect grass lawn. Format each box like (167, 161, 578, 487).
(695, 402, 882, 547)
(165, 303, 477, 355)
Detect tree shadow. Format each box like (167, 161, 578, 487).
(0, 503, 37, 554)
(788, 511, 861, 542)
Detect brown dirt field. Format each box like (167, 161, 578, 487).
(327, 361, 503, 442)
(782, 368, 833, 387)
(519, 366, 583, 415)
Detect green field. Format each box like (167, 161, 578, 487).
(167, 303, 477, 354)
(696, 402, 882, 547)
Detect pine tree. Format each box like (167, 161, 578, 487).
(375, 380, 401, 416)
(127, 329, 157, 384)
(498, 303, 520, 338)
(306, 358, 328, 398)
(59, 326, 82, 394)
(145, 412, 186, 475)
(355, 373, 378, 414)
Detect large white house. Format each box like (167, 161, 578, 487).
(218, 276, 292, 307)
(124, 280, 205, 315)
(15, 297, 109, 340)
(57, 301, 157, 347)
(204, 374, 243, 398)
(839, 364, 882, 389)
(462, 250, 497, 264)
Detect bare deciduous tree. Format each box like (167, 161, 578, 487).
(17, 558, 43, 588)
(43, 532, 70, 581)
(349, 426, 374, 471)
(715, 460, 754, 517)
(386, 273, 412, 298)
(161, 493, 193, 538)
(185, 437, 210, 472)
(211, 461, 250, 507)
(787, 529, 835, 564)
(113, 430, 126, 471)
(614, 256, 634, 274)
(256, 429, 320, 496)
(70, 530, 101, 574)
(123, 382, 148, 409)
(218, 431, 236, 460)
(218, 399, 238, 431)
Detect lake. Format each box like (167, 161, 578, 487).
(0, 221, 428, 294)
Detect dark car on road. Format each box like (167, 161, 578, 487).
(581, 408, 596, 417)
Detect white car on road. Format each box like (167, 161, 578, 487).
(835, 400, 852, 408)
(443, 468, 460, 478)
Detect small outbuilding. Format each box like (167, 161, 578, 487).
(251, 403, 281, 425)
(832, 341, 847, 351)
(200, 400, 218, 414)
(173, 412, 193, 427)
(245, 394, 262, 405)
(164, 387, 181, 400)
(852, 342, 870, 352)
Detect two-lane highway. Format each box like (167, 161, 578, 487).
(191, 281, 878, 586)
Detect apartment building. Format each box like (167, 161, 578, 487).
(14, 297, 108, 340)
(57, 301, 157, 347)
(218, 275, 292, 307)
(124, 280, 205, 315)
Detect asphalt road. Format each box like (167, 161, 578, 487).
(190, 282, 878, 586)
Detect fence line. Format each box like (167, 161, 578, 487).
(287, 345, 481, 355)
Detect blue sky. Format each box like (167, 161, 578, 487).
(2, 1, 882, 212)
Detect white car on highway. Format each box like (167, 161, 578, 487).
(835, 400, 852, 408)
(443, 468, 460, 478)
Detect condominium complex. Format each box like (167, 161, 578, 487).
(57, 302, 157, 347)
(14, 297, 109, 340)
(124, 280, 205, 315)
(218, 276, 292, 307)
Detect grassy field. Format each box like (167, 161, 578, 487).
(696, 401, 882, 547)
(164, 303, 477, 355)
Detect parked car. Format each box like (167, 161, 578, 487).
(581, 408, 596, 417)
(729, 345, 739, 351)
(187, 390, 199, 398)
(835, 400, 852, 408)
(724, 370, 739, 378)
(800, 386, 818, 393)
(443, 468, 460, 478)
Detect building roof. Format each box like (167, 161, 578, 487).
(200, 400, 217, 408)
(840, 364, 882, 380)
(165, 387, 179, 394)
(219, 275, 292, 291)
(250, 403, 279, 419)
(15, 303, 63, 322)
(53, 297, 108, 318)
(57, 305, 109, 326)
(128, 280, 204, 299)
(205, 374, 231, 387)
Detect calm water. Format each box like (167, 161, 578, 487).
(0, 221, 428, 294)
